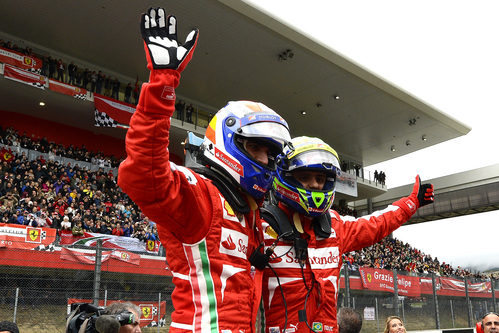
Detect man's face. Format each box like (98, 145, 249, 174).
(243, 139, 271, 166)
(483, 314, 499, 333)
(119, 309, 141, 333)
(292, 169, 327, 190)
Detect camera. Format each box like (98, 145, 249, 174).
(66, 303, 135, 333)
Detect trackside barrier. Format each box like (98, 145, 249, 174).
(1, 247, 497, 331)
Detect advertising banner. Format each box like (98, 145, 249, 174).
(59, 230, 160, 254)
(0, 223, 57, 250)
(3, 64, 47, 89)
(358, 267, 421, 297)
(0, 47, 42, 71)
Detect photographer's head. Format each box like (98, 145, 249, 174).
(105, 302, 141, 333)
(0, 321, 19, 333)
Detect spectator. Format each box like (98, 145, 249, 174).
(338, 308, 363, 333)
(82, 68, 90, 89)
(185, 103, 194, 123)
(40, 56, 49, 76)
(174, 99, 185, 121)
(68, 62, 77, 85)
(48, 56, 56, 79)
(96, 70, 104, 94)
(111, 77, 120, 100)
(72, 221, 84, 236)
(480, 312, 499, 333)
(90, 71, 98, 92)
(56, 59, 65, 82)
(104, 75, 112, 96)
(122, 222, 132, 237)
(124, 82, 132, 103)
(133, 79, 141, 104)
(112, 222, 124, 236)
(384, 316, 406, 333)
(61, 215, 71, 230)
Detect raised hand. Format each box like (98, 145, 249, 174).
(410, 175, 434, 208)
(140, 7, 199, 72)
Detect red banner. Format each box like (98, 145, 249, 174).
(0, 47, 42, 71)
(358, 267, 421, 297)
(440, 276, 492, 293)
(49, 79, 89, 100)
(59, 230, 159, 254)
(0, 223, 57, 250)
(60, 247, 140, 265)
(94, 94, 135, 127)
(3, 64, 47, 89)
(68, 298, 167, 327)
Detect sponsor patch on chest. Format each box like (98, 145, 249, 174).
(219, 227, 249, 260)
(267, 245, 340, 269)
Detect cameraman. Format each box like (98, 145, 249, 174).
(105, 302, 141, 333)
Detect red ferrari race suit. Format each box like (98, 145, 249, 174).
(260, 196, 420, 333)
(118, 70, 264, 333)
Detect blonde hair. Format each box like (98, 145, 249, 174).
(384, 316, 404, 333)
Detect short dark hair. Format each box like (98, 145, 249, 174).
(338, 308, 362, 333)
(0, 321, 20, 333)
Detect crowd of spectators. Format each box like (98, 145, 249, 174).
(1, 126, 494, 278)
(0, 127, 122, 168)
(343, 237, 498, 279)
(0, 126, 158, 244)
(0, 38, 140, 105)
(0, 127, 494, 278)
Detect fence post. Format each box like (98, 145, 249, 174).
(93, 239, 103, 306)
(393, 270, 399, 316)
(344, 263, 351, 307)
(157, 292, 161, 333)
(104, 289, 108, 306)
(13, 287, 19, 323)
(450, 299, 455, 328)
(375, 297, 380, 333)
(492, 277, 497, 312)
(465, 276, 472, 327)
(432, 273, 441, 329)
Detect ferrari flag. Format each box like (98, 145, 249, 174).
(49, 79, 90, 100)
(0, 223, 57, 250)
(0, 46, 42, 71)
(94, 94, 135, 128)
(3, 64, 46, 89)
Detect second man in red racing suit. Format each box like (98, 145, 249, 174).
(259, 136, 434, 333)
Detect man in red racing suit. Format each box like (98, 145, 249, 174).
(259, 136, 434, 333)
(118, 8, 291, 333)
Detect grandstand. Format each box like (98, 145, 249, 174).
(2, 1, 496, 332)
